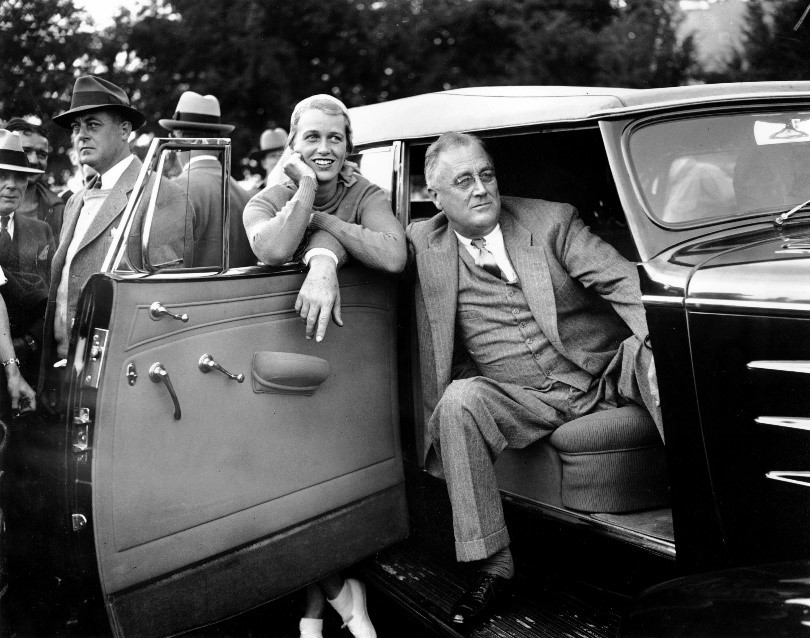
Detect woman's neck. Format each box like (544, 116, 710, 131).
(314, 178, 338, 206)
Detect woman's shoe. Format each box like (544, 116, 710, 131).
(329, 578, 377, 638)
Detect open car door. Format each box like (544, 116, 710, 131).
(34, 138, 407, 636)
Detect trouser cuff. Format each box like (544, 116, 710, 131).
(455, 526, 510, 562)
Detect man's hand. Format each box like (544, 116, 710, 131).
(6, 364, 36, 414)
(283, 151, 317, 186)
(295, 255, 343, 342)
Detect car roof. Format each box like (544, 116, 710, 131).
(349, 82, 810, 146)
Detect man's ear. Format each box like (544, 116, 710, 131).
(427, 187, 442, 211)
(120, 120, 133, 141)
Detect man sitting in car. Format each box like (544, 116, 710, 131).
(407, 132, 661, 627)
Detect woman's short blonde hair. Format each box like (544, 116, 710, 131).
(288, 94, 353, 153)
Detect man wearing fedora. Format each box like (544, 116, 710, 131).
(0, 129, 44, 414)
(0, 126, 56, 390)
(251, 127, 288, 191)
(42, 75, 189, 390)
(159, 91, 254, 268)
(3, 118, 65, 241)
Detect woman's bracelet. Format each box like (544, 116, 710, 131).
(2, 357, 20, 368)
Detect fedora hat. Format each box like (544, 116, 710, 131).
(0, 130, 44, 175)
(250, 128, 288, 160)
(159, 91, 235, 134)
(52, 75, 145, 130)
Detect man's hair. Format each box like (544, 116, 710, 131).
(289, 94, 352, 153)
(424, 132, 490, 188)
(4, 117, 47, 139)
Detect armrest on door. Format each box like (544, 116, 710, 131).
(251, 351, 331, 396)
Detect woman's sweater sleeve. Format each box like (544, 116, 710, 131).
(243, 178, 317, 265)
(309, 188, 407, 273)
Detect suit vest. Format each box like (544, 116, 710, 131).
(456, 247, 588, 393)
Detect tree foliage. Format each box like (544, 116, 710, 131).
(0, 0, 91, 120)
(1, 0, 697, 173)
(722, 0, 810, 81)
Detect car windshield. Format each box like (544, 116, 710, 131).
(629, 110, 810, 225)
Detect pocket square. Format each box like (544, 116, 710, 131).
(37, 245, 49, 260)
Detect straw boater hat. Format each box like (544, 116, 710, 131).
(52, 75, 145, 130)
(250, 128, 288, 160)
(0, 129, 44, 175)
(159, 91, 235, 135)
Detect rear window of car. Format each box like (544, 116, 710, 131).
(628, 110, 810, 226)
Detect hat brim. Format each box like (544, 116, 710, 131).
(159, 119, 235, 135)
(0, 163, 43, 175)
(249, 145, 285, 160)
(52, 104, 146, 130)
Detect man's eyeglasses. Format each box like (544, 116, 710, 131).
(452, 170, 496, 190)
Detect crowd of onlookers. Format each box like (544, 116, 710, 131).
(0, 77, 290, 419)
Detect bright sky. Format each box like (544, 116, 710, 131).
(74, 0, 140, 29)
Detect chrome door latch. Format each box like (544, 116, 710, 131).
(84, 329, 109, 389)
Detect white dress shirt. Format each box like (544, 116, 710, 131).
(455, 224, 518, 283)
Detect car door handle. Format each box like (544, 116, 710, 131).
(199, 354, 244, 382)
(149, 362, 182, 420)
(251, 351, 330, 396)
(149, 301, 189, 323)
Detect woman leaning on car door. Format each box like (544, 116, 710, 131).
(243, 95, 406, 638)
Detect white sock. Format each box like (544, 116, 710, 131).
(299, 617, 323, 638)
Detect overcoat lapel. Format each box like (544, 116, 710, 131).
(500, 209, 567, 356)
(418, 223, 459, 391)
(77, 157, 142, 254)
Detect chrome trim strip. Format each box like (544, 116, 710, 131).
(748, 361, 810, 374)
(766, 471, 810, 488)
(642, 295, 684, 307)
(687, 299, 810, 312)
(755, 416, 810, 431)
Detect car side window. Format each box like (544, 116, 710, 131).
(352, 145, 395, 201)
(110, 139, 234, 274)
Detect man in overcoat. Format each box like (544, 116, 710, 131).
(159, 91, 254, 267)
(407, 132, 660, 626)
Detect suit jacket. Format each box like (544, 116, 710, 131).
(40, 156, 189, 385)
(407, 196, 649, 461)
(10, 213, 55, 286)
(172, 158, 254, 267)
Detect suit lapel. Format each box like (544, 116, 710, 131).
(50, 193, 83, 295)
(500, 208, 566, 355)
(418, 223, 458, 389)
(76, 157, 142, 254)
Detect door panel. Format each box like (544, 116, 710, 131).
(79, 266, 404, 600)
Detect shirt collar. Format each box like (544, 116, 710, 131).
(99, 154, 136, 189)
(454, 224, 503, 246)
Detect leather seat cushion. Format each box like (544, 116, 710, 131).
(549, 405, 669, 512)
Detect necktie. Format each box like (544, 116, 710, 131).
(0, 216, 11, 265)
(89, 174, 102, 189)
(470, 237, 503, 280)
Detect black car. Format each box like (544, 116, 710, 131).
(7, 82, 810, 637)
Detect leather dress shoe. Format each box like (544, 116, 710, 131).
(450, 572, 510, 625)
